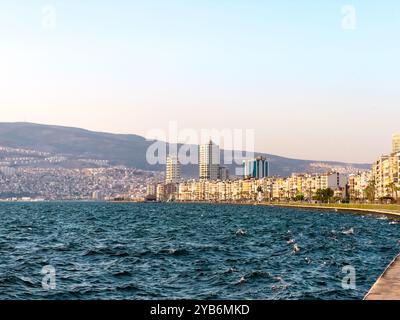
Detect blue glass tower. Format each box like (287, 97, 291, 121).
(243, 156, 269, 179)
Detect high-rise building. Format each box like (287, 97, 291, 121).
(393, 133, 400, 154)
(199, 140, 220, 180)
(166, 155, 181, 184)
(243, 156, 269, 179)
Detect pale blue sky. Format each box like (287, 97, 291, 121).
(1, 1, 399, 162)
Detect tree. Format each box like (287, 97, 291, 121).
(325, 188, 334, 203)
(396, 186, 400, 204)
(387, 182, 400, 201)
(294, 193, 305, 202)
(315, 188, 334, 203)
(315, 189, 323, 202)
(365, 180, 375, 202)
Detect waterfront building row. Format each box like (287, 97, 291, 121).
(149, 172, 349, 202)
(150, 134, 400, 202)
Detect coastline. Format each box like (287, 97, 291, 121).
(130, 200, 400, 218)
(269, 203, 400, 218)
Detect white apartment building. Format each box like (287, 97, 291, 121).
(199, 140, 220, 180)
(372, 152, 400, 199)
(166, 155, 181, 184)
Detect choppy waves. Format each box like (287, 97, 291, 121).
(0, 202, 399, 300)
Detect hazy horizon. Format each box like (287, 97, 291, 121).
(1, 1, 399, 163)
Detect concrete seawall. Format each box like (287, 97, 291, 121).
(365, 254, 400, 300)
(271, 203, 400, 217)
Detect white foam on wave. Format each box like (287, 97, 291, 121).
(342, 227, 354, 235)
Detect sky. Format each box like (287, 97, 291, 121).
(0, 0, 399, 163)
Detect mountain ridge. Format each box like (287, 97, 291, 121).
(0, 122, 371, 176)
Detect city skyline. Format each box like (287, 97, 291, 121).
(1, 1, 400, 163)
(150, 133, 399, 203)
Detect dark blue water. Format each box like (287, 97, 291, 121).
(0, 202, 399, 300)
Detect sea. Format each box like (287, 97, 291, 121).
(0, 202, 399, 300)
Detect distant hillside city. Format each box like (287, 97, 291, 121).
(145, 134, 400, 204)
(0, 122, 385, 202)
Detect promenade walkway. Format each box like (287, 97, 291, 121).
(365, 254, 400, 300)
(272, 203, 400, 217)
